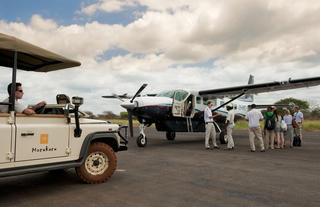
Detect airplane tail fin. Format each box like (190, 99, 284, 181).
(240, 74, 254, 102)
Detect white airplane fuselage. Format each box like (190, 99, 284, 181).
(120, 90, 252, 133)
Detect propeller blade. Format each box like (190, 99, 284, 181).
(128, 109, 134, 137)
(130, 83, 147, 103)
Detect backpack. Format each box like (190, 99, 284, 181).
(265, 114, 276, 130)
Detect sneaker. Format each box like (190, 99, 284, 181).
(205, 147, 210, 150)
(250, 149, 256, 152)
(213, 145, 220, 149)
(260, 149, 265, 152)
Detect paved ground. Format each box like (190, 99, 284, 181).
(0, 129, 319, 207)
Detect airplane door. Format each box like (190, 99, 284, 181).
(0, 114, 12, 164)
(15, 115, 69, 162)
(172, 91, 184, 117)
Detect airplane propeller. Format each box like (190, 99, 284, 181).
(127, 84, 148, 137)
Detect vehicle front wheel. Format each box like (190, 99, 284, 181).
(136, 134, 147, 147)
(76, 142, 117, 184)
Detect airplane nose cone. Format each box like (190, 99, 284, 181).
(120, 100, 138, 110)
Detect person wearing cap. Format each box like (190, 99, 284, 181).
(225, 104, 235, 150)
(204, 101, 221, 149)
(245, 104, 265, 152)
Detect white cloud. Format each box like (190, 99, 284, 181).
(1, 0, 320, 115)
(79, 0, 138, 15)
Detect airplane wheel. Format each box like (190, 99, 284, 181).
(219, 131, 228, 144)
(137, 134, 147, 147)
(166, 131, 176, 141)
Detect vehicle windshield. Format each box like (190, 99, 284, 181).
(156, 90, 175, 98)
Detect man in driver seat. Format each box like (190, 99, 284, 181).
(0, 82, 46, 115)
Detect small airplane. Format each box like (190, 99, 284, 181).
(103, 75, 320, 147)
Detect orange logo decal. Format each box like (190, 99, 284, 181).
(40, 134, 48, 144)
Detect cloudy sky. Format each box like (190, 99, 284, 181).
(1, 0, 320, 114)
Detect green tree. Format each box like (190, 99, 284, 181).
(120, 111, 128, 119)
(275, 97, 309, 110)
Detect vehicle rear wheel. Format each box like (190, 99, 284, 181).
(219, 131, 228, 144)
(76, 142, 117, 184)
(166, 131, 176, 141)
(137, 134, 147, 147)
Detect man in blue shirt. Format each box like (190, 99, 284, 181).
(294, 106, 304, 142)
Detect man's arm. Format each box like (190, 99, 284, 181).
(23, 108, 35, 115)
(210, 112, 220, 119)
(31, 101, 46, 111)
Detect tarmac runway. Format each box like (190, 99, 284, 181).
(0, 128, 319, 207)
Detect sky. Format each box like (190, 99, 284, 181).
(1, 0, 320, 115)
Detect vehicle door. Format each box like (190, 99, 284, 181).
(172, 90, 190, 117)
(0, 113, 12, 164)
(15, 114, 70, 162)
(172, 90, 184, 117)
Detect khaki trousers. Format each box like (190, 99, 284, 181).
(294, 123, 303, 141)
(226, 124, 234, 148)
(265, 130, 275, 149)
(205, 123, 217, 148)
(248, 127, 265, 151)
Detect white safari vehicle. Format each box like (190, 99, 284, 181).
(0, 33, 128, 184)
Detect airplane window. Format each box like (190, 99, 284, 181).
(203, 97, 208, 105)
(156, 90, 175, 98)
(180, 90, 189, 100)
(174, 92, 182, 101)
(196, 97, 201, 104)
(233, 104, 237, 110)
(212, 99, 217, 106)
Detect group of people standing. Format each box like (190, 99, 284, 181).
(204, 101, 303, 151)
(247, 104, 303, 152)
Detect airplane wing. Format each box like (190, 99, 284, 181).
(102, 93, 131, 99)
(199, 76, 320, 97)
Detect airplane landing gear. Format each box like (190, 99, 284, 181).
(219, 131, 228, 144)
(166, 131, 176, 141)
(136, 123, 147, 147)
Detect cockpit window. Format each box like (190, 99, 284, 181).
(156, 90, 175, 98)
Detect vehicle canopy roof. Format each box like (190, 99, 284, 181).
(0, 33, 81, 72)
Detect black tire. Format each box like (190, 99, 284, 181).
(219, 131, 228, 144)
(166, 131, 176, 141)
(76, 142, 117, 184)
(136, 134, 147, 147)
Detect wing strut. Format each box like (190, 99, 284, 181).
(212, 92, 246, 112)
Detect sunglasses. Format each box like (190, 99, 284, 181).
(16, 90, 23, 93)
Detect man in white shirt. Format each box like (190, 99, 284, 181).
(0, 82, 46, 115)
(294, 106, 304, 142)
(245, 104, 265, 152)
(204, 101, 220, 149)
(225, 104, 235, 150)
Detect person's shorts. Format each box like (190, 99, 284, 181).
(275, 126, 281, 133)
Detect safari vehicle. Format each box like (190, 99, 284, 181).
(0, 33, 128, 184)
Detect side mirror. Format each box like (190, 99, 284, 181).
(72, 96, 83, 106)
